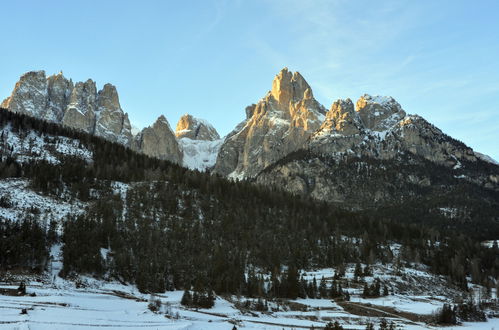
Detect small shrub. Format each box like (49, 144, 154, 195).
(148, 296, 162, 313)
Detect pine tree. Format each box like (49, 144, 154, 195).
(383, 285, 389, 296)
(319, 276, 328, 298)
(181, 289, 192, 306)
(362, 282, 369, 298)
(379, 318, 387, 330)
(354, 262, 362, 280)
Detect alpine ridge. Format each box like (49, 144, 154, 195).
(2, 68, 498, 205)
(2, 71, 184, 164)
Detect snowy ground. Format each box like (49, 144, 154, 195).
(1, 283, 497, 329)
(1, 257, 497, 329)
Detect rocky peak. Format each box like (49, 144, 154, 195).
(270, 67, 312, 110)
(94, 83, 132, 145)
(45, 72, 73, 122)
(133, 115, 182, 164)
(97, 83, 120, 110)
(355, 94, 406, 131)
(175, 114, 220, 141)
(213, 68, 326, 179)
(315, 98, 362, 136)
(3, 70, 133, 146)
(62, 79, 98, 134)
(2, 70, 48, 118)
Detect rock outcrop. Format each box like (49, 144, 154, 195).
(213, 67, 326, 179)
(45, 72, 74, 122)
(3, 70, 132, 146)
(94, 84, 133, 145)
(62, 79, 97, 134)
(355, 94, 406, 131)
(175, 114, 220, 141)
(133, 115, 182, 164)
(314, 98, 362, 136)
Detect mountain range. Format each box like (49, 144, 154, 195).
(1, 68, 499, 328)
(2, 68, 498, 211)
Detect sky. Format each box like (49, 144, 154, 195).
(0, 0, 498, 160)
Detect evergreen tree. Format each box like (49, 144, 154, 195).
(181, 290, 192, 306)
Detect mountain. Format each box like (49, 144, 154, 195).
(2, 69, 498, 207)
(176, 68, 497, 212)
(175, 114, 220, 141)
(255, 93, 499, 209)
(132, 115, 183, 164)
(2, 71, 184, 164)
(213, 67, 327, 179)
(1, 76, 499, 328)
(2, 71, 133, 145)
(175, 114, 222, 171)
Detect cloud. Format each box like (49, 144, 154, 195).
(176, 0, 229, 53)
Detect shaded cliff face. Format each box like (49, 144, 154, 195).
(62, 79, 97, 134)
(132, 115, 183, 164)
(94, 84, 133, 145)
(1, 71, 49, 118)
(213, 67, 326, 179)
(175, 114, 220, 141)
(46, 72, 74, 122)
(3, 71, 132, 146)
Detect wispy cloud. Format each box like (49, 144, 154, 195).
(176, 0, 229, 53)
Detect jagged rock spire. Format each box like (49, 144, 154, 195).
(270, 67, 312, 109)
(213, 67, 326, 179)
(3, 71, 133, 146)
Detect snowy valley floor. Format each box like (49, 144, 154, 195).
(1, 273, 498, 329)
(1, 245, 497, 329)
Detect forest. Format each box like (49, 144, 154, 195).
(0, 108, 498, 298)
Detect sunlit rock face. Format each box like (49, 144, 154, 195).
(315, 98, 362, 136)
(213, 67, 327, 179)
(175, 114, 220, 141)
(255, 92, 492, 208)
(309, 93, 476, 165)
(355, 94, 406, 131)
(133, 115, 182, 164)
(3, 71, 133, 146)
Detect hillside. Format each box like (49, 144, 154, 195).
(1, 108, 498, 328)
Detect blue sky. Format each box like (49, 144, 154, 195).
(1, 0, 498, 159)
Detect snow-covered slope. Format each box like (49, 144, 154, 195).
(0, 178, 86, 226)
(1, 123, 93, 164)
(178, 137, 223, 171)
